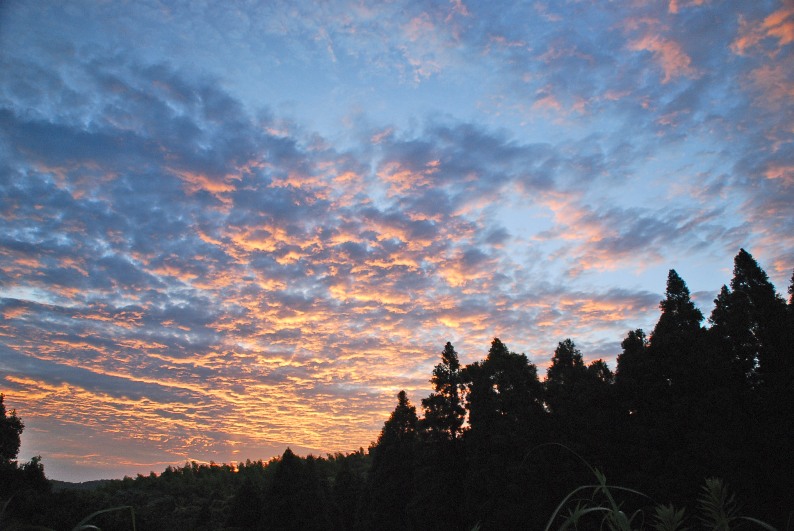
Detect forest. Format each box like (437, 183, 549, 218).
(1, 249, 792, 530)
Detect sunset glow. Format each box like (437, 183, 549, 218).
(0, 1, 792, 482)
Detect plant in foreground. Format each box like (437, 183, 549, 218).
(537, 443, 777, 531)
(0, 501, 136, 531)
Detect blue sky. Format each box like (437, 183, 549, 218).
(1, 0, 792, 481)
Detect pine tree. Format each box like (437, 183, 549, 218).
(464, 338, 544, 436)
(614, 329, 649, 417)
(461, 339, 547, 529)
(412, 343, 467, 531)
(375, 391, 418, 448)
(361, 391, 418, 531)
(226, 474, 263, 529)
(652, 270, 703, 341)
(545, 339, 587, 417)
(709, 249, 788, 388)
(628, 270, 711, 506)
(648, 270, 705, 392)
(420, 342, 465, 441)
(710, 251, 792, 524)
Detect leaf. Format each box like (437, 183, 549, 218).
(72, 505, 136, 531)
(651, 503, 688, 531)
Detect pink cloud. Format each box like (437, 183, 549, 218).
(628, 33, 699, 83)
(745, 63, 794, 110)
(732, 6, 794, 56)
(765, 164, 794, 187)
(668, 0, 708, 15)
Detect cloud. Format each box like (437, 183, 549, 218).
(732, 6, 794, 56)
(628, 33, 699, 84)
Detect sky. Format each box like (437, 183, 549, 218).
(0, 0, 792, 482)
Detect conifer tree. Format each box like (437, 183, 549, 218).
(464, 338, 544, 436)
(649, 270, 705, 392)
(420, 342, 465, 441)
(710, 251, 792, 522)
(709, 249, 788, 388)
(652, 269, 703, 341)
(375, 391, 418, 449)
(361, 391, 418, 531)
(462, 339, 546, 529)
(614, 329, 649, 414)
(545, 340, 615, 481)
(545, 339, 587, 417)
(413, 343, 467, 531)
(630, 270, 710, 505)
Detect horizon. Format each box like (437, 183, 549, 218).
(1, 1, 792, 483)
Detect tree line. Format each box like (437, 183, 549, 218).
(1, 249, 792, 529)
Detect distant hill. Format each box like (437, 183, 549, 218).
(50, 479, 112, 491)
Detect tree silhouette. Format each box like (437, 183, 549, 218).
(710, 250, 788, 389)
(0, 394, 24, 466)
(709, 250, 792, 521)
(652, 269, 704, 340)
(420, 342, 466, 441)
(262, 449, 332, 531)
(360, 391, 418, 531)
(464, 338, 544, 437)
(462, 338, 546, 529)
(545, 338, 587, 418)
(331, 452, 366, 531)
(614, 329, 649, 416)
(631, 270, 712, 504)
(412, 342, 467, 531)
(226, 474, 263, 529)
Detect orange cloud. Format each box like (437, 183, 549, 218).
(2, 305, 28, 320)
(732, 6, 794, 56)
(628, 34, 699, 83)
(378, 159, 440, 197)
(668, 0, 707, 15)
(168, 168, 238, 207)
(765, 164, 794, 187)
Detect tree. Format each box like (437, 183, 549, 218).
(708, 250, 792, 523)
(709, 249, 788, 388)
(545, 341, 616, 486)
(648, 269, 706, 393)
(624, 270, 713, 506)
(545, 339, 587, 417)
(0, 393, 24, 466)
(420, 342, 465, 441)
(360, 391, 418, 531)
(374, 391, 418, 449)
(226, 474, 263, 529)
(462, 339, 547, 529)
(412, 343, 468, 531)
(464, 338, 544, 437)
(652, 269, 703, 341)
(262, 449, 332, 531)
(614, 329, 649, 414)
(331, 452, 366, 531)
(0, 395, 48, 499)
